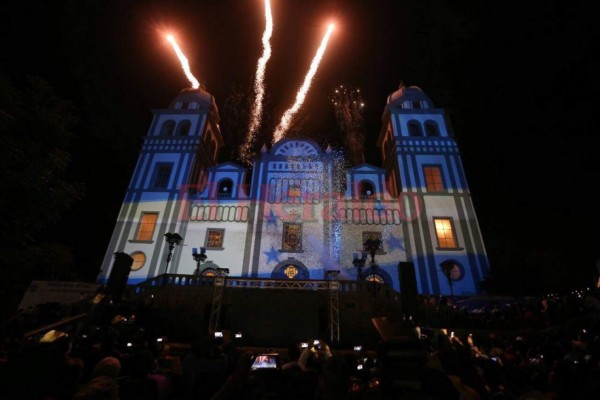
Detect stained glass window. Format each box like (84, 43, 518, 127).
(206, 229, 224, 248)
(283, 223, 302, 251)
(365, 274, 384, 284)
(288, 184, 301, 198)
(202, 268, 217, 277)
(362, 232, 383, 252)
(284, 265, 299, 279)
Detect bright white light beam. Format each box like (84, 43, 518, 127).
(273, 23, 335, 143)
(246, 0, 273, 143)
(166, 34, 200, 89)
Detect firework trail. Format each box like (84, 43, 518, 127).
(272, 23, 335, 143)
(166, 34, 200, 89)
(330, 85, 366, 165)
(241, 0, 274, 164)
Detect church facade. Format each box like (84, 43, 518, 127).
(98, 85, 489, 295)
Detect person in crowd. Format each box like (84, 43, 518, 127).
(119, 348, 170, 400)
(73, 375, 120, 400)
(181, 337, 228, 399)
(218, 329, 241, 376)
(92, 356, 121, 379)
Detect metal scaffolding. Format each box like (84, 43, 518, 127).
(208, 275, 226, 334)
(207, 275, 343, 341)
(328, 279, 340, 344)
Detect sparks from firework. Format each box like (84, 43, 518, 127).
(241, 0, 274, 163)
(166, 34, 200, 89)
(330, 84, 366, 165)
(328, 148, 348, 265)
(272, 23, 335, 143)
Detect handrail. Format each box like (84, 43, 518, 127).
(24, 313, 88, 338)
(131, 274, 400, 297)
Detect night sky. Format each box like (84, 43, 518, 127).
(2, 1, 598, 288)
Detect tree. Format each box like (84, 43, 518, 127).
(0, 71, 84, 317)
(440, 260, 455, 298)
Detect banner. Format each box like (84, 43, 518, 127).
(18, 281, 100, 310)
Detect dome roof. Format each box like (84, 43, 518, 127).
(169, 87, 214, 110)
(386, 85, 434, 108)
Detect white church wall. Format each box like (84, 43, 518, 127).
(189, 222, 249, 276)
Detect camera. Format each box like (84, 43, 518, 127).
(354, 345, 363, 352)
(235, 332, 243, 339)
(300, 342, 309, 348)
(214, 331, 223, 338)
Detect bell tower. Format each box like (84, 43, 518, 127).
(378, 84, 489, 295)
(98, 88, 223, 284)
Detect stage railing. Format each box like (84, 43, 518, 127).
(132, 274, 399, 298)
(132, 274, 216, 294)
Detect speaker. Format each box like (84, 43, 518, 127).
(398, 262, 418, 316)
(106, 252, 133, 301)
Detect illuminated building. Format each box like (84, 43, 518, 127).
(98, 84, 489, 295)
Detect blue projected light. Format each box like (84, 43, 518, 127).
(265, 208, 278, 228)
(264, 246, 280, 264)
(387, 233, 405, 252)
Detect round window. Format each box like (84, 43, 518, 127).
(130, 252, 146, 271)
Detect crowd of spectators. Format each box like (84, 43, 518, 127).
(0, 286, 598, 399)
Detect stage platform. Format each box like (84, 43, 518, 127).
(122, 274, 405, 347)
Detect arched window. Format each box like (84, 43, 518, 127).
(365, 273, 385, 284)
(218, 179, 233, 198)
(201, 268, 217, 277)
(425, 121, 440, 137)
(362, 266, 392, 285)
(160, 120, 175, 136)
(407, 121, 422, 137)
(359, 180, 375, 200)
(178, 120, 191, 136)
